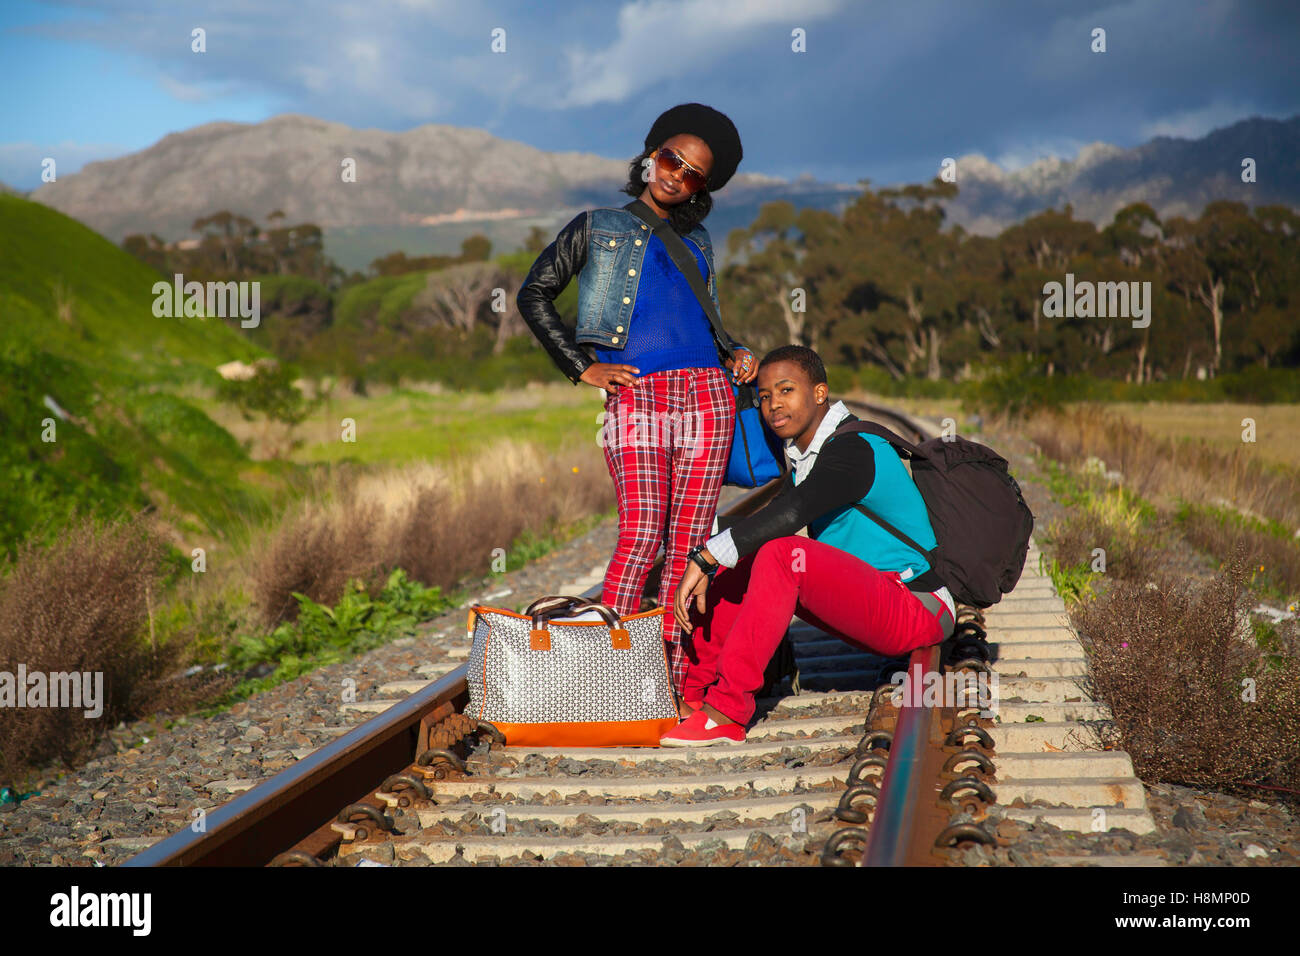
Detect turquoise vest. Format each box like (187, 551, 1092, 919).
(805, 433, 938, 582)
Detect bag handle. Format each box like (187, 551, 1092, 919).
(622, 199, 739, 361)
(525, 594, 584, 623)
(523, 595, 631, 650)
(525, 594, 621, 628)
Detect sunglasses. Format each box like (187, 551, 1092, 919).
(654, 146, 708, 194)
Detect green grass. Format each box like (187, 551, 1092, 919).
(195, 380, 607, 465)
(203, 567, 455, 711)
(1038, 553, 1095, 603)
(1035, 446, 1300, 611)
(502, 505, 617, 580)
(0, 194, 264, 385)
(193, 501, 619, 714)
(1174, 500, 1296, 543)
(1173, 501, 1300, 603)
(0, 194, 288, 555)
(828, 361, 1300, 410)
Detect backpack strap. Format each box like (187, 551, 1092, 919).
(849, 501, 936, 565)
(825, 420, 938, 568)
(827, 419, 924, 458)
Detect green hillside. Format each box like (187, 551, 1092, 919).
(0, 195, 287, 555)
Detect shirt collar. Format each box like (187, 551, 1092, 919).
(785, 400, 853, 462)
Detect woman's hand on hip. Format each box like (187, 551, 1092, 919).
(580, 362, 640, 394)
(725, 347, 757, 384)
(674, 562, 711, 633)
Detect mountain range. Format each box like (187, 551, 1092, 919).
(941, 115, 1300, 235)
(25, 113, 1299, 271)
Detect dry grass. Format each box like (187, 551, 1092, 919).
(0, 515, 227, 782)
(1042, 502, 1168, 585)
(1025, 404, 1300, 531)
(1110, 402, 1300, 471)
(1073, 551, 1300, 791)
(1016, 403, 1300, 794)
(1179, 509, 1300, 598)
(252, 437, 613, 627)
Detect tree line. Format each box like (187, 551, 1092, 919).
(122, 211, 496, 287)
(121, 188, 1298, 388)
(722, 181, 1298, 383)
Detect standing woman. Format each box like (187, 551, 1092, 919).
(517, 103, 757, 698)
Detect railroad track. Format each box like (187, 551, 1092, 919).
(125, 399, 1156, 868)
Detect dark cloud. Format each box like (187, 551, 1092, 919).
(17, 0, 1300, 185)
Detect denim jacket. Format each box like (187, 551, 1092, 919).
(517, 202, 745, 385)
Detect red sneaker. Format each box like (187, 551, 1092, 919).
(660, 709, 746, 747)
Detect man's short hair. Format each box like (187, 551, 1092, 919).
(758, 345, 827, 386)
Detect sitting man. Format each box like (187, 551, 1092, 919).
(661, 344, 955, 746)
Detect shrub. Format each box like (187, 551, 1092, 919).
(962, 359, 1084, 418)
(252, 488, 386, 628)
(1073, 550, 1300, 792)
(0, 515, 209, 783)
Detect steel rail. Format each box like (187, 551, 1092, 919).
(123, 670, 469, 866)
(860, 644, 941, 866)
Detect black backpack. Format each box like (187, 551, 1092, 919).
(826, 421, 1034, 608)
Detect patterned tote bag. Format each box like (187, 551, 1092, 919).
(466, 595, 678, 747)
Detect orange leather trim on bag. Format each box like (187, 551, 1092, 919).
(610, 628, 631, 649)
(493, 718, 679, 748)
(529, 628, 551, 650)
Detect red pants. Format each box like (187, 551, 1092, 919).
(683, 535, 946, 725)
(599, 366, 735, 691)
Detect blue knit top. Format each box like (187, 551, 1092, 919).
(592, 220, 722, 376)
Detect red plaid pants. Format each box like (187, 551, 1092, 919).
(599, 366, 735, 693)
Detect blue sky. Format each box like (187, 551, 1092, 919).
(1, 0, 1297, 191)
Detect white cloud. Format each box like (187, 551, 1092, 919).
(157, 73, 220, 103)
(29, 0, 459, 125)
(991, 136, 1091, 172)
(553, 0, 844, 108)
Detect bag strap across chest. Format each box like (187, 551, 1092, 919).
(622, 199, 736, 362)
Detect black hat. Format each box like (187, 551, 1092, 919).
(643, 103, 742, 192)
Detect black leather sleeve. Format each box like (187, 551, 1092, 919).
(728, 431, 876, 561)
(516, 211, 595, 385)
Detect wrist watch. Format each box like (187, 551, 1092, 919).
(687, 544, 719, 577)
